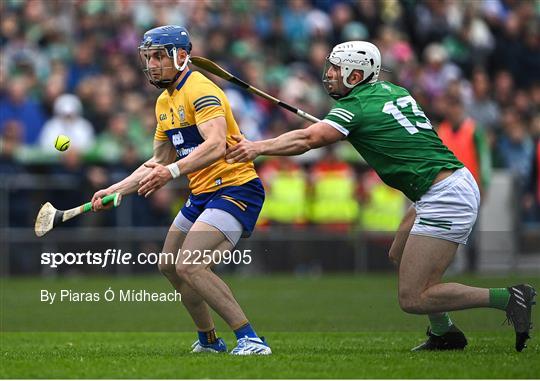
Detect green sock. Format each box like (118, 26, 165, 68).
(489, 288, 510, 310)
(429, 313, 453, 336)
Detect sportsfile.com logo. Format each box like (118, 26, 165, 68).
(40, 249, 253, 268)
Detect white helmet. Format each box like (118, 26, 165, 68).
(326, 41, 381, 89)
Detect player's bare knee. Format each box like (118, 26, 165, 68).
(399, 298, 422, 314)
(158, 261, 176, 278)
(175, 262, 201, 284)
(398, 290, 422, 314)
(175, 262, 189, 281)
(157, 252, 177, 277)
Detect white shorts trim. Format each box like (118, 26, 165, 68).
(410, 167, 480, 245)
(173, 208, 243, 246)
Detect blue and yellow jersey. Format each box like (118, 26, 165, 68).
(154, 70, 258, 195)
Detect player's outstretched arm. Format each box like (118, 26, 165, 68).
(91, 140, 176, 210)
(137, 116, 228, 197)
(225, 122, 344, 163)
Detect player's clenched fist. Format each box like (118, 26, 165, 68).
(225, 135, 259, 163)
(138, 162, 172, 198)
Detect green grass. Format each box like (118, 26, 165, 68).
(1, 274, 539, 378)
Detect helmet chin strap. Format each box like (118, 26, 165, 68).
(173, 47, 190, 72)
(342, 68, 373, 89)
(323, 61, 367, 100)
(329, 69, 373, 98)
(341, 69, 356, 89)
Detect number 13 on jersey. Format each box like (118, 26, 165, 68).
(382, 95, 432, 135)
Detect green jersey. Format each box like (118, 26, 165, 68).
(322, 81, 463, 201)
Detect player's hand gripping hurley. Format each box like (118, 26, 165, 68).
(190, 56, 320, 123)
(34, 193, 121, 237)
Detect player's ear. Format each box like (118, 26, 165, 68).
(350, 69, 364, 85)
(177, 48, 188, 63)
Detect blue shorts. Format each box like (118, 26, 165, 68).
(180, 178, 265, 237)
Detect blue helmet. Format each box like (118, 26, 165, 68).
(138, 25, 192, 88)
(140, 25, 192, 56)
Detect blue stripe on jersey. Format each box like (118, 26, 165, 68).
(165, 125, 204, 158)
(194, 95, 221, 107)
(194, 100, 222, 112)
(176, 71, 192, 91)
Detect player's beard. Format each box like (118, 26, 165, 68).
(323, 77, 352, 100)
(147, 66, 181, 89)
(322, 78, 347, 100)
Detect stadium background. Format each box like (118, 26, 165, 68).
(1, 1, 540, 378)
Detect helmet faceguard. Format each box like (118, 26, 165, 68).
(138, 25, 192, 89)
(322, 59, 342, 100)
(138, 44, 188, 89)
(322, 41, 381, 99)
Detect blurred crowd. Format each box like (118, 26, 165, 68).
(1, 0, 540, 229)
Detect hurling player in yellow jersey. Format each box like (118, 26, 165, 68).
(91, 26, 271, 355)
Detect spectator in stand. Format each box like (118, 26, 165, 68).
(438, 96, 491, 195)
(0, 119, 31, 228)
(66, 39, 99, 92)
(419, 43, 461, 99)
(523, 115, 540, 223)
(329, 2, 357, 43)
(0, 120, 23, 171)
(465, 68, 500, 136)
(413, 0, 452, 50)
(309, 148, 359, 227)
(280, 0, 311, 59)
(41, 71, 67, 117)
(87, 113, 133, 164)
(81, 76, 117, 134)
(531, 82, 540, 115)
(493, 70, 515, 107)
(490, 2, 539, 88)
(437, 95, 492, 271)
(444, 1, 495, 71)
(257, 157, 308, 225)
(377, 25, 414, 74)
(38, 94, 95, 154)
(122, 93, 154, 160)
(497, 108, 534, 189)
(521, 21, 540, 85)
(0, 76, 46, 145)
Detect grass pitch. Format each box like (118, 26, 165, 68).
(1, 274, 539, 378)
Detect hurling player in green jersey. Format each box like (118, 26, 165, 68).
(226, 41, 536, 352)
